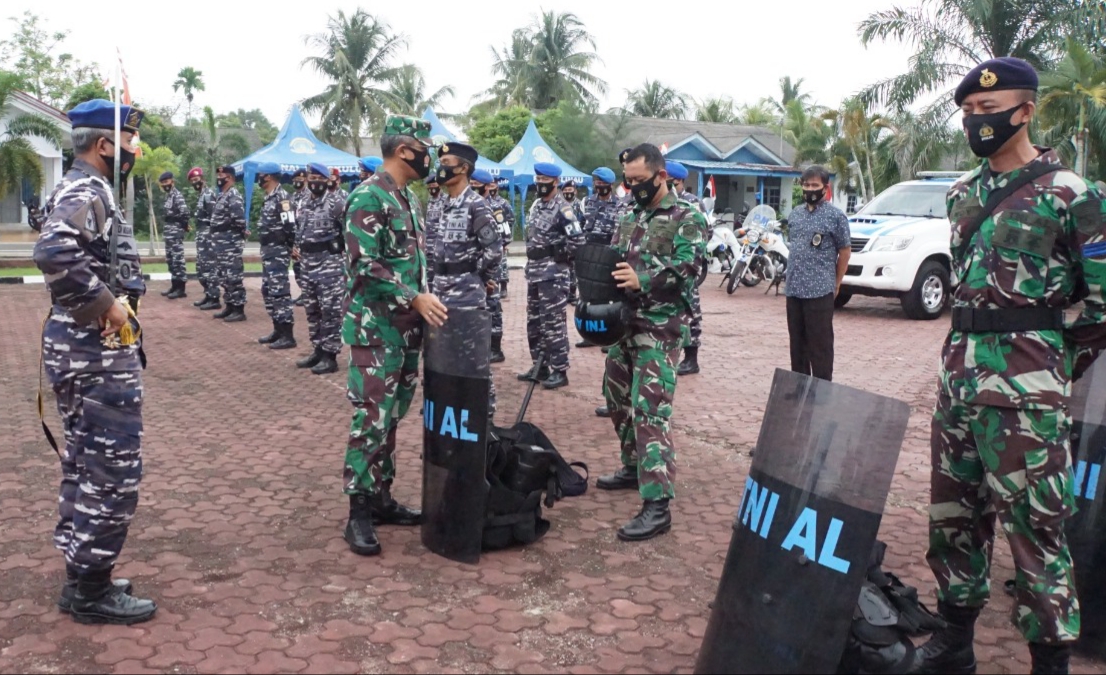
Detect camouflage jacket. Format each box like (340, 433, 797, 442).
(583, 194, 622, 244)
(193, 185, 217, 229)
(424, 193, 447, 277)
(297, 192, 343, 245)
(565, 198, 585, 223)
(327, 187, 349, 213)
(34, 158, 145, 378)
(211, 186, 246, 234)
(259, 187, 296, 246)
(525, 193, 584, 283)
(613, 190, 706, 348)
(941, 147, 1106, 409)
(431, 186, 503, 308)
(486, 194, 515, 246)
(679, 189, 705, 211)
(291, 187, 310, 223)
(342, 170, 426, 348)
(162, 186, 190, 228)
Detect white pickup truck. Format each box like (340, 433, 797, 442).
(836, 172, 963, 320)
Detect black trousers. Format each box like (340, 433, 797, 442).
(786, 292, 835, 382)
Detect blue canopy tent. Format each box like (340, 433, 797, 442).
(498, 120, 592, 227)
(230, 103, 362, 217)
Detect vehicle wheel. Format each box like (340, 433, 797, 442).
(901, 260, 949, 320)
(740, 257, 763, 287)
(834, 289, 853, 308)
(727, 261, 746, 294)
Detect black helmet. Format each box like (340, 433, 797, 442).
(574, 243, 624, 304)
(574, 301, 630, 347)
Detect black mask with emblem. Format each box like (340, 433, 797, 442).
(191, 181, 203, 191)
(963, 104, 1027, 158)
(597, 186, 612, 197)
(293, 179, 305, 190)
(404, 146, 432, 179)
(488, 187, 498, 197)
(803, 188, 825, 205)
(630, 172, 661, 208)
(309, 182, 327, 197)
(472, 184, 487, 196)
(536, 182, 555, 198)
(428, 187, 440, 198)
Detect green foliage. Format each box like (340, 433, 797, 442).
(543, 101, 627, 174)
(1039, 37, 1106, 176)
(617, 80, 689, 119)
(0, 11, 101, 108)
(64, 80, 111, 111)
(386, 64, 454, 117)
(0, 69, 61, 199)
(217, 108, 278, 145)
(696, 97, 738, 124)
(172, 66, 205, 121)
(467, 106, 555, 161)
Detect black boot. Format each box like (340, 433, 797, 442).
(597, 465, 638, 490)
(311, 351, 338, 375)
(576, 339, 596, 348)
(293, 295, 305, 306)
(166, 280, 187, 300)
(1029, 643, 1070, 675)
(617, 499, 671, 542)
(258, 320, 279, 344)
(541, 370, 569, 390)
(370, 484, 422, 526)
(70, 571, 157, 625)
(344, 494, 381, 556)
(57, 567, 132, 614)
(297, 347, 322, 369)
(595, 405, 610, 418)
(213, 303, 233, 319)
(159, 283, 173, 297)
(196, 293, 219, 309)
(905, 602, 979, 674)
(268, 323, 297, 350)
(517, 364, 551, 382)
(490, 335, 506, 364)
(223, 304, 246, 323)
(677, 347, 700, 376)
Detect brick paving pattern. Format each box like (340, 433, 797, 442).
(0, 273, 1100, 673)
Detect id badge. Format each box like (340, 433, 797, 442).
(811, 233, 823, 247)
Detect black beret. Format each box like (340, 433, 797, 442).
(618, 148, 633, 164)
(158, 171, 173, 182)
(438, 142, 478, 166)
(955, 57, 1038, 106)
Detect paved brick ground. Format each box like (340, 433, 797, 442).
(0, 273, 1100, 674)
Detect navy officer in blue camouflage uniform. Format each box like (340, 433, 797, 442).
(577, 166, 622, 350)
(255, 162, 298, 350)
(666, 160, 706, 376)
(486, 178, 515, 305)
(34, 99, 157, 625)
(469, 168, 509, 364)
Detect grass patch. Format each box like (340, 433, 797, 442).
(1, 262, 264, 278)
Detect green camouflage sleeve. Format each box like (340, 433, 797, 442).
(1067, 184, 1106, 378)
(345, 187, 420, 308)
(639, 207, 706, 296)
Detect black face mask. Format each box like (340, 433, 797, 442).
(536, 182, 555, 198)
(101, 144, 136, 186)
(404, 146, 431, 179)
(217, 177, 229, 189)
(803, 188, 825, 205)
(629, 172, 661, 207)
(963, 104, 1027, 158)
(597, 186, 612, 197)
(428, 188, 440, 198)
(191, 181, 203, 191)
(472, 185, 487, 196)
(293, 180, 305, 190)
(437, 164, 465, 185)
(309, 183, 327, 197)
(488, 188, 498, 198)
(563, 192, 576, 201)
(327, 182, 338, 192)
(258, 175, 270, 188)
(160, 184, 172, 193)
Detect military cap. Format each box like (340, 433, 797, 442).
(383, 115, 433, 146)
(954, 57, 1038, 106)
(67, 99, 145, 133)
(592, 166, 616, 183)
(618, 148, 633, 164)
(561, 179, 577, 189)
(438, 142, 479, 166)
(425, 175, 440, 185)
(307, 163, 329, 178)
(360, 156, 383, 172)
(256, 162, 281, 176)
(158, 171, 174, 181)
(187, 167, 204, 179)
(292, 168, 307, 178)
(217, 165, 237, 176)
(471, 168, 494, 184)
(534, 162, 562, 178)
(665, 160, 689, 180)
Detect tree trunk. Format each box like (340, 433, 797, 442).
(145, 176, 160, 257)
(1075, 102, 1087, 177)
(850, 147, 868, 202)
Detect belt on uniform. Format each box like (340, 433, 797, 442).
(586, 233, 612, 244)
(435, 260, 479, 276)
(209, 223, 242, 234)
(951, 306, 1064, 333)
(527, 245, 556, 261)
(299, 239, 339, 254)
(260, 233, 290, 247)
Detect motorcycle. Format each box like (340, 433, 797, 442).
(724, 205, 789, 294)
(696, 210, 741, 287)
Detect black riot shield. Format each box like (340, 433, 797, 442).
(695, 369, 910, 675)
(1068, 357, 1106, 660)
(421, 308, 492, 565)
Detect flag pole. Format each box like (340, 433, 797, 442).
(109, 53, 122, 294)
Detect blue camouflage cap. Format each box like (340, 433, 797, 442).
(67, 98, 145, 133)
(534, 162, 562, 178)
(665, 160, 688, 180)
(307, 163, 329, 178)
(471, 169, 494, 184)
(592, 166, 616, 183)
(256, 162, 281, 176)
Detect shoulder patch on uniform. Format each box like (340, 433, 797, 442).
(281, 200, 291, 211)
(678, 221, 703, 242)
(1070, 197, 1103, 236)
(561, 206, 577, 220)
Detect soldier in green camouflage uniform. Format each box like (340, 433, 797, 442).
(910, 58, 1106, 675)
(595, 144, 705, 542)
(340, 115, 446, 557)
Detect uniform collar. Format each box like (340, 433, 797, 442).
(71, 158, 107, 182)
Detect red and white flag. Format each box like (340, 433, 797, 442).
(660, 142, 669, 155)
(707, 176, 717, 198)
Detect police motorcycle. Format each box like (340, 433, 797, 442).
(697, 209, 741, 287)
(724, 205, 789, 294)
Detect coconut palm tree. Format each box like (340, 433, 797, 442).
(872, 110, 962, 188)
(0, 71, 62, 201)
(183, 106, 249, 180)
(301, 9, 406, 154)
(483, 29, 534, 109)
(696, 97, 738, 124)
(823, 100, 884, 202)
(770, 76, 812, 115)
(618, 80, 689, 120)
(1039, 37, 1106, 176)
(172, 67, 205, 122)
(526, 10, 607, 109)
(386, 64, 456, 117)
(737, 101, 777, 126)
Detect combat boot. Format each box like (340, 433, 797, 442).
(541, 370, 569, 390)
(293, 295, 305, 306)
(595, 405, 610, 418)
(344, 494, 381, 556)
(517, 363, 551, 382)
(258, 320, 279, 344)
(195, 292, 217, 308)
(490, 335, 505, 364)
(617, 499, 671, 542)
(69, 571, 157, 625)
(1029, 643, 1070, 675)
(166, 280, 187, 300)
(213, 303, 233, 319)
(370, 483, 422, 526)
(268, 323, 297, 350)
(677, 347, 700, 376)
(57, 567, 131, 614)
(159, 283, 173, 297)
(297, 347, 322, 369)
(597, 466, 638, 490)
(311, 351, 338, 375)
(223, 304, 246, 323)
(576, 339, 596, 348)
(905, 601, 979, 674)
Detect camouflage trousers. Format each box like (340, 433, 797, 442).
(212, 230, 246, 306)
(260, 243, 294, 325)
(686, 281, 703, 348)
(300, 250, 344, 355)
(195, 227, 218, 299)
(603, 340, 679, 500)
(292, 260, 303, 295)
(162, 223, 187, 283)
(928, 394, 1080, 643)
(50, 372, 144, 574)
(344, 344, 420, 495)
(526, 279, 570, 373)
(489, 286, 503, 338)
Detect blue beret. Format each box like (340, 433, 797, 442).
(67, 99, 144, 133)
(256, 162, 281, 176)
(307, 163, 329, 178)
(665, 161, 689, 180)
(158, 171, 173, 182)
(360, 156, 383, 172)
(534, 162, 562, 178)
(955, 57, 1038, 106)
(471, 169, 494, 184)
(592, 167, 616, 183)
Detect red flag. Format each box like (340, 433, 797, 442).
(707, 176, 717, 198)
(117, 49, 131, 105)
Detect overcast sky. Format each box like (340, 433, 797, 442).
(5, 0, 917, 128)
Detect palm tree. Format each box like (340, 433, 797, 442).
(858, 0, 1091, 113)
(132, 141, 178, 252)
(172, 67, 205, 122)
(386, 64, 456, 117)
(301, 9, 406, 154)
(184, 106, 249, 180)
(1039, 37, 1106, 176)
(823, 100, 884, 202)
(769, 76, 812, 115)
(872, 110, 961, 188)
(619, 80, 689, 119)
(526, 10, 607, 109)
(696, 97, 738, 124)
(483, 29, 534, 108)
(0, 72, 62, 201)
(737, 101, 777, 126)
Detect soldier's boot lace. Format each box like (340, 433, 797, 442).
(1029, 643, 1071, 675)
(596, 465, 638, 491)
(344, 494, 381, 556)
(370, 483, 422, 526)
(617, 499, 671, 542)
(70, 571, 157, 626)
(223, 304, 247, 323)
(677, 347, 700, 376)
(166, 280, 187, 300)
(57, 566, 131, 614)
(905, 601, 978, 674)
(310, 351, 339, 375)
(268, 323, 297, 350)
(490, 335, 506, 364)
(541, 371, 569, 390)
(258, 319, 279, 344)
(296, 347, 323, 369)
